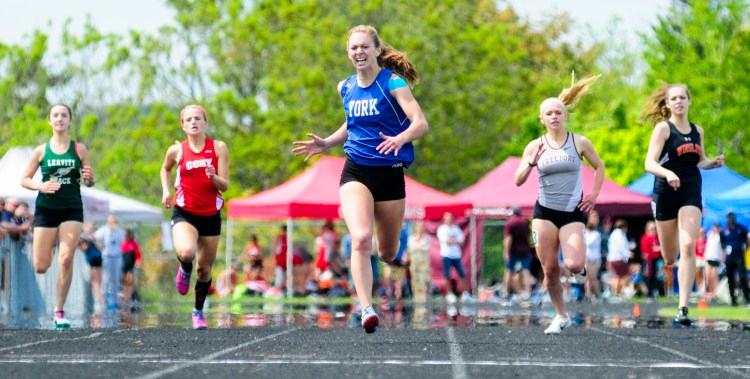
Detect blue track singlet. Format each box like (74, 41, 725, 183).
(341, 69, 414, 167)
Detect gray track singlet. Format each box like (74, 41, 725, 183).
(537, 132, 583, 212)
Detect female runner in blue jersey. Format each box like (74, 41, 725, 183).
(642, 83, 724, 326)
(293, 25, 428, 333)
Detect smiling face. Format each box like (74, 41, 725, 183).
(181, 108, 208, 136)
(666, 85, 691, 117)
(539, 99, 567, 131)
(347, 31, 380, 71)
(48, 104, 72, 133)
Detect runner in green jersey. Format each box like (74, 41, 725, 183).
(21, 104, 96, 329)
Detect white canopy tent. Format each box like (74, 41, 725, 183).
(0, 147, 163, 224)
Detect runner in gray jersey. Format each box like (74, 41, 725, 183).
(515, 75, 605, 335)
(537, 132, 583, 212)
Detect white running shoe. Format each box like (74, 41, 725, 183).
(570, 268, 587, 285)
(460, 291, 474, 303)
(445, 292, 457, 304)
(544, 313, 571, 335)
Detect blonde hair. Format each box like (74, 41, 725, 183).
(540, 73, 601, 114)
(640, 83, 691, 126)
(347, 25, 420, 87)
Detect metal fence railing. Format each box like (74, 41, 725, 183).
(0, 237, 88, 320)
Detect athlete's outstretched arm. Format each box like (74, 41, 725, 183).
(292, 80, 350, 161)
(160, 144, 180, 208)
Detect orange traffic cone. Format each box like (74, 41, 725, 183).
(698, 298, 708, 310)
(633, 303, 641, 318)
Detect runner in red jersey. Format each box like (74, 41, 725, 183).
(160, 104, 229, 330)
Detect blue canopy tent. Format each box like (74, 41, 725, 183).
(704, 181, 750, 227)
(627, 166, 748, 198)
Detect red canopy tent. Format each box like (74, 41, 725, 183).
(228, 156, 473, 221)
(456, 156, 652, 218)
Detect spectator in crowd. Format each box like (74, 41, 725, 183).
(503, 206, 534, 301)
(242, 233, 264, 269)
(120, 228, 142, 309)
(583, 211, 603, 301)
(315, 220, 344, 288)
(79, 221, 104, 311)
(215, 262, 239, 298)
(0, 197, 6, 240)
(607, 219, 631, 297)
(437, 212, 471, 303)
(703, 223, 724, 298)
(95, 214, 126, 311)
(407, 221, 431, 304)
(722, 212, 750, 306)
(272, 224, 309, 295)
(382, 222, 409, 303)
(694, 226, 707, 296)
(1, 198, 32, 242)
(640, 221, 662, 298)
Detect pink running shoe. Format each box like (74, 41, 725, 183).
(175, 268, 191, 296)
(192, 310, 207, 330)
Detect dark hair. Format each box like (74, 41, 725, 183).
(614, 219, 628, 229)
(347, 25, 420, 87)
(640, 83, 691, 125)
(48, 103, 73, 121)
(125, 228, 135, 239)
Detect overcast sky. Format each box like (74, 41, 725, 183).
(2, 1, 671, 46)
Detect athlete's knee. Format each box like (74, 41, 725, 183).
(380, 252, 397, 264)
(175, 248, 196, 263)
(541, 263, 560, 278)
(195, 265, 212, 281)
(680, 241, 696, 257)
(350, 234, 373, 255)
(34, 260, 51, 274)
(566, 262, 584, 274)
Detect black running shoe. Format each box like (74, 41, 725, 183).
(674, 307, 691, 326)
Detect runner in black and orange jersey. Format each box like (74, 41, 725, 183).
(642, 83, 724, 326)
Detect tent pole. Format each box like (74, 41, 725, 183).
(470, 214, 477, 296)
(286, 218, 294, 298)
(225, 218, 234, 294)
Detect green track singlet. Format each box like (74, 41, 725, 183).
(36, 140, 83, 210)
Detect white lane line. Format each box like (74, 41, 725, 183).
(2, 357, 750, 369)
(139, 329, 296, 379)
(445, 327, 468, 379)
(590, 327, 749, 378)
(0, 332, 103, 353)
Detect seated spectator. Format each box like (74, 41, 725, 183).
(243, 233, 264, 268)
(215, 263, 240, 298)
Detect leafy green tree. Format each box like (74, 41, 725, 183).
(641, 0, 750, 177)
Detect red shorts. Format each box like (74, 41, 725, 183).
(609, 260, 630, 278)
(275, 253, 303, 270)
